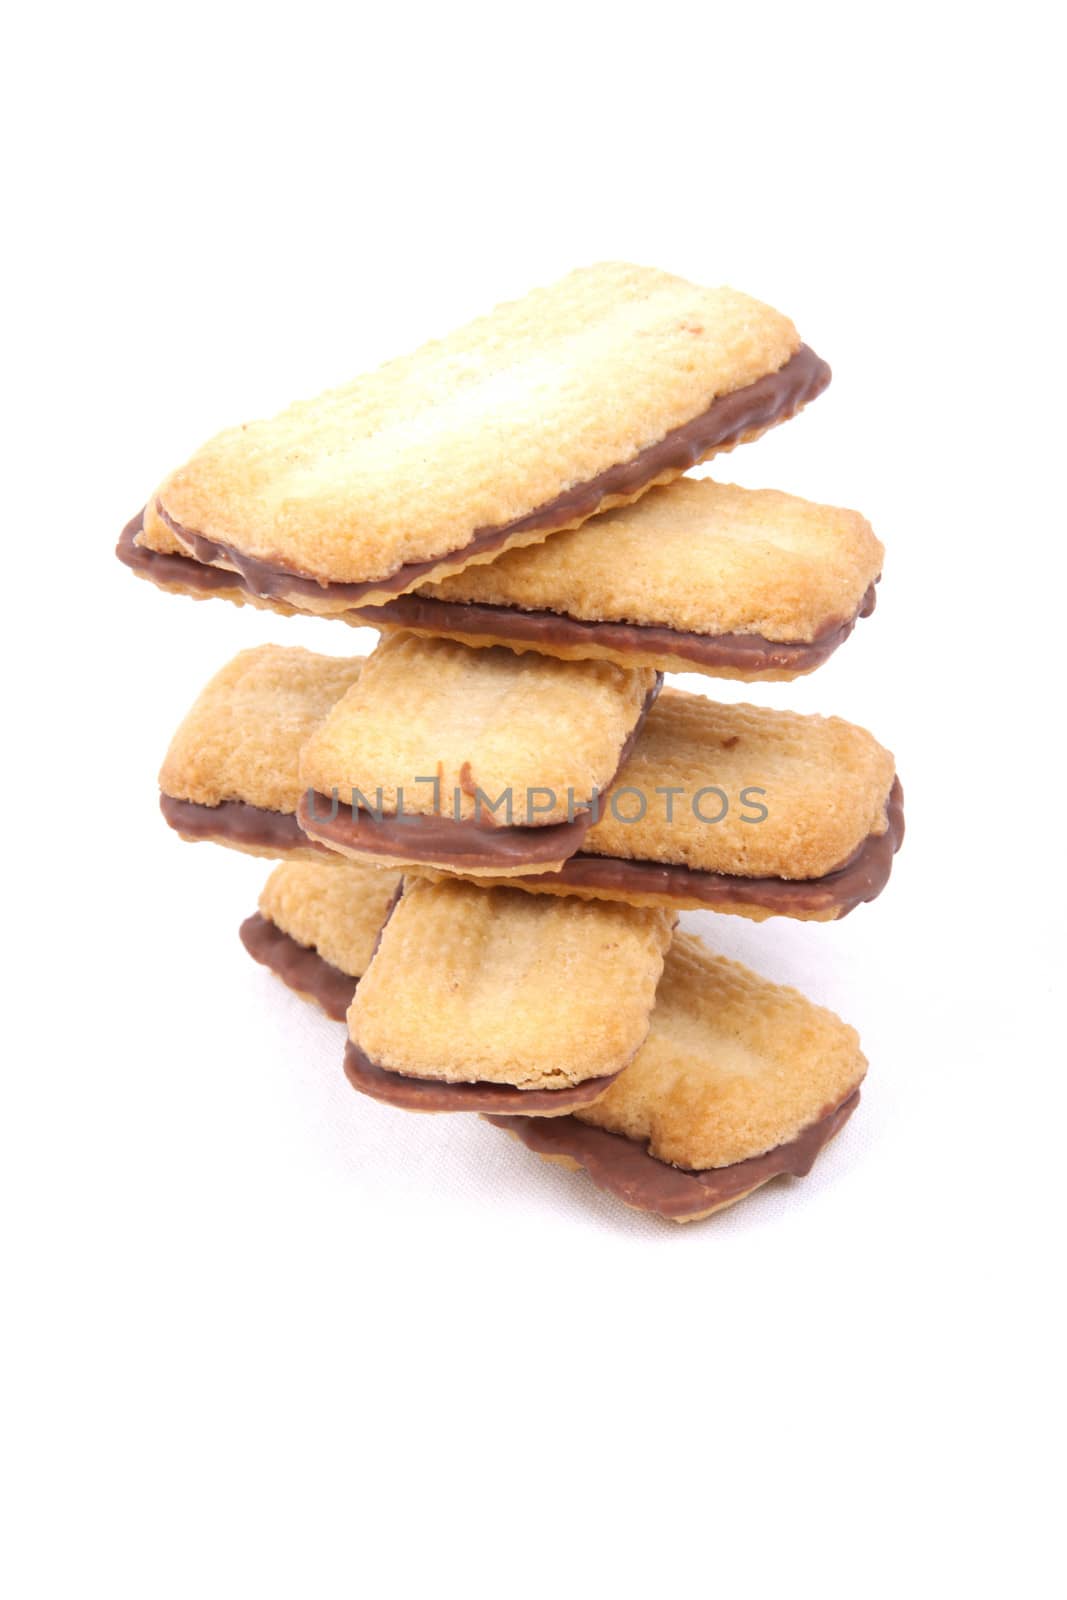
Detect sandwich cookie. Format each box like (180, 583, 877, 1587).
(297, 632, 661, 876)
(240, 859, 403, 1019)
(125, 263, 829, 610)
(489, 932, 866, 1222)
(159, 645, 365, 859)
(353, 478, 883, 681)
(418, 689, 903, 919)
(344, 877, 676, 1114)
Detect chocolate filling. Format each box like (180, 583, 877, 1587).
(148, 344, 830, 602)
(518, 777, 905, 918)
(118, 509, 874, 679)
(487, 1088, 861, 1220)
(116, 511, 252, 594)
(343, 1039, 624, 1115)
(349, 583, 877, 675)
(297, 676, 662, 870)
(159, 792, 330, 855)
(239, 913, 357, 1021)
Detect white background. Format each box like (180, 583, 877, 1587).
(4, 4, 1063, 1595)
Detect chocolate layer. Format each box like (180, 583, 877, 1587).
(344, 1040, 623, 1115)
(150, 345, 830, 602)
(487, 1089, 861, 1220)
(160, 792, 330, 855)
(116, 511, 252, 595)
(297, 676, 662, 870)
(240, 913, 357, 1021)
(299, 795, 596, 869)
(118, 509, 873, 681)
(519, 777, 905, 918)
(351, 583, 877, 675)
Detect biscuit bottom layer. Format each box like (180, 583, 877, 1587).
(516, 777, 905, 918)
(486, 1089, 861, 1220)
(239, 912, 357, 1021)
(123, 344, 830, 602)
(159, 792, 330, 855)
(297, 676, 662, 870)
(343, 1040, 625, 1114)
(349, 584, 877, 675)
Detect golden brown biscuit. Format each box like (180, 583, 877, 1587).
(133, 264, 828, 609)
(297, 632, 661, 876)
(345, 877, 676, 1111)
(159, 645, 365, 860)
(414, 688, 902, 919)
(488, 932, 866, 1222)
(240, 859, 402, 1019)
(353, 479, 883, 681)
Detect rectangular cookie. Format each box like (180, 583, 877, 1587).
(159, 644, 365, 859)
(240, 859, 403, 1019)
(349, 478, 883, 681)
(416, 688, 903, 919)
(488, 931, 866, 1222)
(344, 877, 677, 1115)
(240, 879, 863, 1224)
(125, 263, 829, 610)
(297, 631, 661, 875)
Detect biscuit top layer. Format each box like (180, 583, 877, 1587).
(156, 264, 799, 584)
(422, 478, 883, 641)
(349, 878, 676, 1090)
(159, 645, 365, 814)
(585, 688, 896, 880)
(576, 933, 866, 1169)
(299, 632, 658, 826)
(258, 860, 402, 979)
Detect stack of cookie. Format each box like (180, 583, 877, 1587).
(119, 262, 902, 1223)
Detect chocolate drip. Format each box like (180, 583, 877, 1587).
(487, 1089, 861, 1220)
(150, 345, 830, 602)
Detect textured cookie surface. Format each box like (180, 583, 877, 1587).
(581, 688, 895, 879)
(258, 859, 402, 978)
(159, 645, 365, 813)
(349, 878, 676, 1089)
(575, 932, 865, 1169)
(299, 632, 657, 825)
(423, 478, 882, 641)
(153, 264, 801, 587)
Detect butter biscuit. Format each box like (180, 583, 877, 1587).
(240, 859, 402, 1019)
(159, 644, 365, 859)
(297, 632, 661, 876)
(129, 263, 829, 609)
(344, 877, 676, 1112)
(353, 478, 882, 680)
(488, 932, 865, 1221)
(416, 688, 903, 918)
